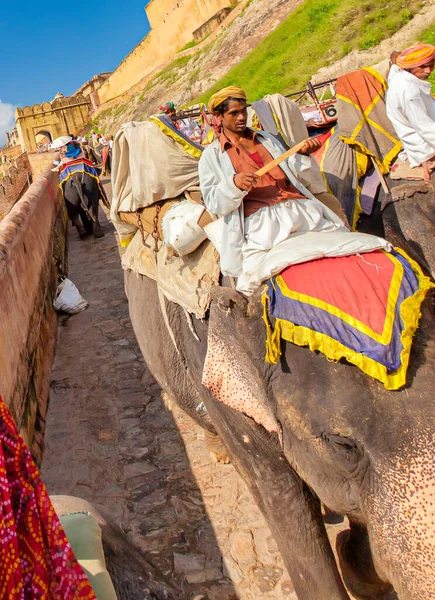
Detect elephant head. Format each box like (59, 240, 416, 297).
(206, 283, 435, 599)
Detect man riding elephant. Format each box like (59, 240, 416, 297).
(387, 42, 435, 181)
(199, 87, 388, 294)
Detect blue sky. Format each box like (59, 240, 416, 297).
(0, 1, 151, 142)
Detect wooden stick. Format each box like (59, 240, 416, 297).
(370, 156, 390, 194)
(254, 139, 308, 176)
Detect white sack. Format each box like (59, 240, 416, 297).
(53, 278, 89, 314)
(161, 200, 207, 256)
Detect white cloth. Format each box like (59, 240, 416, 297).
(386, 65, 435, 167)
(238, 203, 390, 294)
(199, 129, 346, 279)
(199, 129, 390, 294)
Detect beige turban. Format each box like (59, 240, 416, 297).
(208, 86, 247, 113)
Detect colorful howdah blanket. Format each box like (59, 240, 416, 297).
(262, 249, 433, 390)
(0, 396, 96, 599)
(59, 158, 109, 209)
(336, 67, 402, 174)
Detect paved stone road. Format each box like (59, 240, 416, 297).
(41, 181, 299, 600)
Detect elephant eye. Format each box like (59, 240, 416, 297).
(321, 432, 361, 460)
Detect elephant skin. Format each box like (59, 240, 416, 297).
(124, 221, 435, 600)
(63, 172, 104, 239)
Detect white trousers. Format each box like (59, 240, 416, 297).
(236, 198, 391, 295)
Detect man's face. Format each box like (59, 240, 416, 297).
(409, 59, 435, 81)
(219, 100, 248, 133)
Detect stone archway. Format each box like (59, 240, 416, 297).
(15, 95, 91, 153)
(35, 129, 52, 151)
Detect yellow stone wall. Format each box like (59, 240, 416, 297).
(15, 95, 91, 153)
(98, 0, 237, 104)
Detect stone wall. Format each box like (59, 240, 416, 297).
(28, 151, 59, 179)
(0, 167, 68, 464)
(1, 144, 23, 162)
(97, 0, 237, 104)
(0, 153, 32, 220)
(193, 6, 232, 40)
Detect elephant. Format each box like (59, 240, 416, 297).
(62, 172, 105, 239)
(382, 178, 435, 280)
(122, 183, 435, 600)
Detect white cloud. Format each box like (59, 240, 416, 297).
(0, 100, 17, 146)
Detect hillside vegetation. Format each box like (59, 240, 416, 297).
(197, 0, 422, 103)
(90, 0, 434, 134)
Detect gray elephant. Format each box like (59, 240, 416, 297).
(62, 172, 105, 239)
(123, 183, 435, 600)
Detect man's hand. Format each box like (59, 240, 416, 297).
(422, 159, 435, 182)
(234, 172, 259, 191)
(299, 138, 322, 155)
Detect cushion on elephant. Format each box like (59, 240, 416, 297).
(263, 248, 434, 390)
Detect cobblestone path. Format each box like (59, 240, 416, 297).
(41, 182, 299, 600)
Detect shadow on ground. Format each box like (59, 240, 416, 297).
(41, 207, 239, 600)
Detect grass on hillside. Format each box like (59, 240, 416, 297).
(177, 34, 210, 53)
(195, 0, 422, 103)
(421, 23, 435, 91)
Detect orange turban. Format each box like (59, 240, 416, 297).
(208, 86, 247, 113)
(396, 42, 435, 69)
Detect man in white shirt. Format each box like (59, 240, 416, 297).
(199, 87, 390, 294)
(386, 42, 435, 179)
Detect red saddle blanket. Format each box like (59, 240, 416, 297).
(263, 249, 433, 390)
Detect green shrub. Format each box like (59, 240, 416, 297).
(194, 0, 422, 104)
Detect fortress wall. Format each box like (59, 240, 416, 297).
(98, 0, 235, 105)
(0, 168, 68, 464)
(28, 151, 59, 179)
(0, 153, 32, 220)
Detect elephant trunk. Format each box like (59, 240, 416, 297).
(367, 436, 435, 599)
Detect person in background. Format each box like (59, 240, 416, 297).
(386, 42, 435, 180)
(100, 137, 110, 176)
(159, 101, 184, 130)
(159, 101, 176, 117)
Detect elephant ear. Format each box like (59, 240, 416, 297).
(204, 286, 281, 437)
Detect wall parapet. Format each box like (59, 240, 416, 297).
(96, 0, 240, 105)
(0, 167, 68, 464)
(15, 94, 90, 119)
(0, 153, 32, 220)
